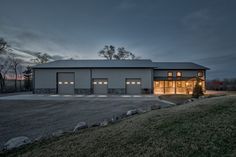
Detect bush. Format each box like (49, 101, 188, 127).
(192, 77, 204, 98)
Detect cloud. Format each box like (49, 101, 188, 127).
(182, 9, 211, 30)
(117, 0, 137, 10)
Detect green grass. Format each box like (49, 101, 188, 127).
(2, 96, 236, 157)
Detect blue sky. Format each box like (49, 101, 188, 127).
(0, 0, 236, 79)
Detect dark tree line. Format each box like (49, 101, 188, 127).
(0, 38, 51, 93)
(206, 78, 236, 91)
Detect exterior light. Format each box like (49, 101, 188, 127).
(199, 82, 202, 85)
(186, 82, 189, 86)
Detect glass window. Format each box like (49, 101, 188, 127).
(198, 71, 203, 77)
(131, 82, 135, 84)
(93, 81, 97, 84)
(64, 82, 68, 84)
(176, 72, 182, 77)
(137, 81, 141, 84)
(98, 82, 102, 84)
(70, 82, 74, 85)
(104, 81, 108, 84)
(126, 82, 130, 84)
(58, 82, 62, 84)
(167, 72, 173, 77)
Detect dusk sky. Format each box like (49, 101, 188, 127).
(0, 0, 236, 79)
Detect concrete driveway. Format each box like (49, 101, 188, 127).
(0, 94, 173, 148)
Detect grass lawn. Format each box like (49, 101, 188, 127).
(2, 96, 236, 157)
(159, 94, 191, 105)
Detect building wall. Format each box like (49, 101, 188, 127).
(34, 68, 153, 94)
(92, 69, 152, 89)
(154, 69, 205, 77)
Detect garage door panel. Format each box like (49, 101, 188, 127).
(58, 73, 75, 94)
(93, 79, 108, 94)
(126, 79, 141, 94)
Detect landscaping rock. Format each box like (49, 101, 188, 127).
(199, 96, 206, 99)
(91, 123, 100, 127)
(137, 108, 147, 114)
(126, 109, 138, 116)
(73, 122, 88, 132)
(4, 136, 31, 150)
(100, 120, 109, 127)
(150, 105, 161, 110)
(111, 116, 119, 123)
(52, 130, 64, 137)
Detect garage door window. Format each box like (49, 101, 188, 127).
(70, 82, 74, 85)
(137, 81, 141, 85)
(131, 82, 136, 84)
(104, 81, 108, 84)
(64, 81, 68, 84)
(58, 81, 62, 84)
(126, 82, 130, 84)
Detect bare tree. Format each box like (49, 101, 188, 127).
(98, 45, 115, 60)
(0, 58, 12, 92)
(114, 47, 131, 60)
(9, 54, 22, 91)
(98, 45, 140, 60)
(31, 53, 52, 64)
(0, 38, 7, 54)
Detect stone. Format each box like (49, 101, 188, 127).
(126, 109, 138, 116)
(52, 130, 64, 137)
(150, 105, 161, 110)
(4, 136, 31, 150)
(137, 108, 147, 114)
(100, 120, 109, 127)
(73, 122, 88, 132)
(91, 123, 100, 127)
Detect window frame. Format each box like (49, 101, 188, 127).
(167, 71, 173, 77)
(176, 71, 182, 77)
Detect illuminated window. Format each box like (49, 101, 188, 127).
(176, 72, 182, 77)
(167, 72, 173, 77)
(198, 71, 203, 77)
(131, 82, 135, 84)
(126, 82, 130, 84)
(93, 82, 97, 84)
(104, 81, 108, 85)
(98, 82, 102, 84)
(70, 82, 74, 85)
(137, 81, 141, 85)
(58, 82, 62, 84)
(64, 82, 68, 84)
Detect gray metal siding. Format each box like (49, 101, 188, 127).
(91, 69, 152, 89)
(154, 70, 204, 77)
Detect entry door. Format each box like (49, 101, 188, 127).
(93, 79, 108, 94)
(58, 73, 75, 94)
(126, 79, 141, 94)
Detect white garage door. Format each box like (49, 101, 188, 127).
(58, 73, 75, 94)
(93, 79, 108, 94)
(126, 79, 141, 94)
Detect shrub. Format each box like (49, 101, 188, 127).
(192, 77, 204, 98)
